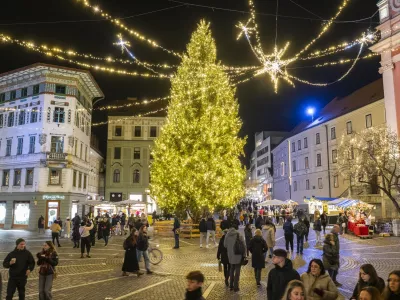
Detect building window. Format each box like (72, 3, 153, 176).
(55, 85, 66, 95)
(316, 153, 322, 167)
(78, 172, 82, 188)
(366, 114, 372, 128)
(334, 175, 339, 188)
(33, 84, 40, 95)
(280, 162, 285, 176)
(85, 146, 88, 161)
(291, 142, 295, 152)
(2, 170, 9, 186)
(318, 178, 323, 189)
(83, 175, 87, 189)
(316, 133, 320, 145)
(8, 112, 14, 127)
(50, 136, 63, 153)
(331, 127, 336, 140)
(0, 114, 3, 128)
(80, 142, 83, 159)
(293, 181, 297, 192)
(13, 170, 21, 186)
(114, 147, 121, 159)
(306, 179, 310, 190)
(134, 126, 142, 137)
(6, 139, 12, 156)
(304, 137, 308, 148)
(49, 169, 61, 185)
(134, 147, 140, 159)
(297, 140, 301, 150)
(17, 137, 23, 155)
(53, 107, 65, 123)
(332, 149, 337, 163)
(133, 169, 140, 183)
(0, 93, 5, 103)
(74, 139, 78, 156)
(10, 90, 16, 100)
(26, 169, 34, 185)
(150, 126, 157, 137)
(292, 160, 297, 172)
(347, 121, 352, 134)
(113, 169, 120, 183)
(73, 171, 77, 187)
(305, 157, 309, 169)
(30, 108, 38, 123)
(115, 126, 122, 137)
(18, 111, 25, 125)
(21, 88, 28, 97)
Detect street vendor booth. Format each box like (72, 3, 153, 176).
(304, 197, 338, 223)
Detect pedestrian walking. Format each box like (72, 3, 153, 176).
(248, 229, 267, 286)
(64, 218, 71, 239)
(3, 238, 35, 300)
(255, 214, 264, 230)
(220, 216, 230, 231)
(283, 217, 294, 253)
(38, 216, 45, 234)
(301, 259, 338, 300)
(382, 270, 400, 300)
(313, 217, 322, 245)
(303, 217, 310, 243)
(321, 212, 328, 235)
(72, 221, 80, 248)
(101, 218, 111, 246)
(244, 223, 253, 257)
(281, 280, 307, 300)
(331, 225, 341, 286)
(56, 217, 63, 237)
(199, 217, 207, 248)
(128, 214, 135, 233)
(351, 264, 385, 300)
(217, 230, 230, 287)
(267, 249, 300, 300)
(50, 221, 61, 247)
(185, 271, 205, 300)
(263, 221, 276, 258)
(79, 221, 94, 258)
(37, 241, 59, 300)
(224, 223, 246, 292)
(337, 213, 345, 235)
(89, 218, 97, 247)
(122, 228, 144, 277)
(120, 213, 127, 235)
(173, 216, 180, 249)
(322, 234, 340, 287)
(136, 225, 153, 274)
(294, 218, 307, 255)
(206, 215, 217, 248)
(72, 213, 81, 227)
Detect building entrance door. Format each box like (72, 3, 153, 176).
(46, 201, 60, 229)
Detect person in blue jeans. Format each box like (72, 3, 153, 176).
(136, 225, 153, 274)
(293, 218, 307, 255)
(173, 216, 180, 249)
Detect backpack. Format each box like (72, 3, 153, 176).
(294, 222, 307, 236)
(233, 233, 245, 255)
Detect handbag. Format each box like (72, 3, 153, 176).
(241, 257, 249, 266)
(49, 266, 57, 279)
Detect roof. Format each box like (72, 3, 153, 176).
(0, 63, 104, 100)
(290, 79, 383, 135)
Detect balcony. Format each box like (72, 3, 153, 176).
(40, 152, 68, 167)
(47, 152, 68, 161)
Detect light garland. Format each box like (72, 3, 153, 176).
(94, 96, 170, 111)
(312, 52, 379, 68)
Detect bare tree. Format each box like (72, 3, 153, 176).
(337, 126, 400, 214)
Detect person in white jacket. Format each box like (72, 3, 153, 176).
(64, 218, 71, 238)
(79, 221, 94, 258)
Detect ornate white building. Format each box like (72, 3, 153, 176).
(0, 63, 104, 229)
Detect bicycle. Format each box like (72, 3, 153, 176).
(148, 244, 163, 265)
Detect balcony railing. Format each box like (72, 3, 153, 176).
(47, 152, 68, 161)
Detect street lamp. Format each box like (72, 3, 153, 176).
(306, 107, 315, 122)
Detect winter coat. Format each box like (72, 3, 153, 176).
(128, 216, 135, 226)
(120, 214, 126, 225)
(224, 228, 246, 265)
(72, 224, 81, 241)
(331, 231, 340, 252)
(313, 219, 322, 232)
(294, 221, 308, 237)
(220, 219, 230, 231)
(301, 272, 339, 300)
(321, 213, 328, 225)
(37, 250, 59, 276)
(122, 237, 139, 273)
(64, 220, 71, 233)
(3, 248, 35, 278)
(136, 232, 149, 251)
(217, 234, 229, 264)
(255, 216, 264, 229)
(262, 225, 276, 248)
(283, 221, 294, 235)
(206, 218, 216, 231)
(304, 218, 310, 231)
(134, 219, 142, 230)
(199, 219, 207, 233)
(185, 288, 205, 300)
(101, 222, 111, 237)
(351, 277, 385, 299)
(38, 217, 45, 229)
(72, 215, 81, 226)
(323, 240, 340, 271)
(244, 228, 253, 246)
(267, 258, 300, 300)
(248, 235, 267, 269)
(173, 218, 180, 234)
(50, 223, 61, 233)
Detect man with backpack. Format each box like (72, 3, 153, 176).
(293, 218, 308, 255)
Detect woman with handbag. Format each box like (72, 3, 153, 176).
(249, 229, 268, 286)
(37, 241, 59, 300)
(122, 228, 144, 277)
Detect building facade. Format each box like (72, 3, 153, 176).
(0, 63, 104, 229)
(105, 116, 165, 214)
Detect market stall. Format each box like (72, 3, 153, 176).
(304, 197, 338, 223)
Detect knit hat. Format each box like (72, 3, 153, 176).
(273, 248, 287, 258)
(16, 238, 25, 246)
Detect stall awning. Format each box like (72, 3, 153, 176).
(257, 199, 285, 206)
(304, 197, 338, 202)
(328, 198, 374, 208)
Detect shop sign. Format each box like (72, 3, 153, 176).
(43, 195, 65, 200)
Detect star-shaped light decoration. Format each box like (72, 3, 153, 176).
(236, 19, 255, 41)
(114, 34, 131, 54)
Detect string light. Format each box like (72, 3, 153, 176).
(94, 96, 170, 111)
(312, 52, 379, 68)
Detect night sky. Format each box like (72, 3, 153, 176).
(0, 0, 381, 166)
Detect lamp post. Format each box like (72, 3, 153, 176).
(306, 107, 315, 122)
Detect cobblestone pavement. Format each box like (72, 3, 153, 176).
(0, 227, 398, 299)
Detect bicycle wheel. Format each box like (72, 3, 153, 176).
(149, 248, 163, 265)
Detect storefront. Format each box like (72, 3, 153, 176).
(12, 201, 30, 229)
(0, 202, 6, 228)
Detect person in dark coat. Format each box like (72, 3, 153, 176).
(101, 218, 111, 246)
(283, 217, 294, 253)
(206, 215, 217, 248)
(173, 216, 180, 249)
(321, 212, 328, 234)
(122, 229, 144, 277)
(248, 229, 268, 286)
(89, 218, 97, 246)
(72, 214, 81, 227)
(350, 264, 385, 300)
(267, 249, 300, 300)
(255, 215, 264, 230)
(217, 230, 230, 286)
(71, 222, 81, 248)
(38, 216, 45, 234)
(323, 233, 340, 287)
(36, 241, 59, 300)
(303, 217, 310, 242)
(244, 223, 253, 257)
(220, 216, 230, 231)
(120, 213, 127, 235)
(97, 218, 104, 241)
(199, 217, 207, 248)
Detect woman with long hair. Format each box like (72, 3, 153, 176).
(322, 234, 340, 286)
(122, 228, 144, 276)
(37, 241, 59, 300)
(351, 264, 385, 299)
(359, 286, 383, 300)
(136, 225, 152, 274)
(282, 280, 307, 300)
(382, 270, 400, 300)
(248, 229, 267, 286)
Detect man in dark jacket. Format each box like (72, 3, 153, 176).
(173, 216, 180, 249)
(294, 218, 307, 255)
(255, 215, 264, 230)
(38, 216, 45, 234)
(303, 217, 310, 242)
(3, 238, 35, 300)
(283, 217, 294, 252)
(72, 213, 81, 227)
(217, 230, 230, 286)
(220, 216, 230, 231)
(206, 215, 217, 248)
(267, 249, 300, 300)
(199, 217, 207, 248)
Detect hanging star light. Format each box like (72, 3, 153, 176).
(114, 34, 131, 54)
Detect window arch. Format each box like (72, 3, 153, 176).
(133, 169, 140, 183)
(113, 169, 120, 183)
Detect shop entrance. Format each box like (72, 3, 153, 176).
(46, 201, 60, 229)
(12, 201, 30, 229)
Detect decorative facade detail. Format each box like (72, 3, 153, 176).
(39, 133, 47, 145)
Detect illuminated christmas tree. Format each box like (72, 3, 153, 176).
(150, 20, 246, 220)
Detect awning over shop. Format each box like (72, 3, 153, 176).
(257, 199, 285, 206)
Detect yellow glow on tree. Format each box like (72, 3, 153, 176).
(150, 20, 246, 218)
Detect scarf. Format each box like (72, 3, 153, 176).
(185, 288, 203, 300)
